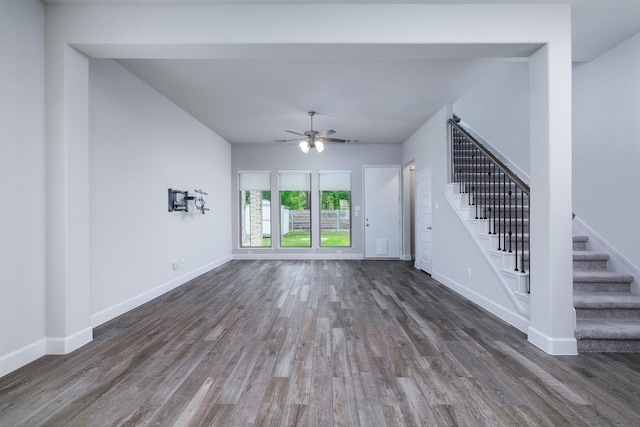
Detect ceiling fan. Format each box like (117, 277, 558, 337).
(275, 111, 351, 153)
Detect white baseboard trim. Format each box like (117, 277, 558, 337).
(233, 253, 365, 260)
(0, 339, 47, 379)
(46, 327, 93, 355)
(90, 255, 232, 328)
(527, 326, 578, 355)
(433, 271, 530, 333)
(1, 256, 233, 378)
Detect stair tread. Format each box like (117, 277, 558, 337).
(573, 235, 589, 242)
(573, 251, 609, 261)
(574, 292, 640, 308)
(573, 270, 635, 283)
(576, 319, 640, 340)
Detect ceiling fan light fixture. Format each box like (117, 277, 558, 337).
(299, 140, 309, 153)
(283, 111, 349, 153)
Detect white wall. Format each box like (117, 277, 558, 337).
(89, 59, 232, 325)
(573, 31, 640, 269)
(402, 106, 522, 326)
(0, 0, 47, 377)
(453, 62, 530, 175)
(34, 0, 572, 364)
(231, 143, 401, 258)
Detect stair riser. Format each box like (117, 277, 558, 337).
(576, 308, 640, 320)
(463, 207, 529, 223)
(459, 193, 529, 214)
(479, 224, 529, 235)
(454, 172, 504, 180)
(453, 159, 504, 167)
(456, 181, 520, 191)
(490, 225, 529, 235)
(481, 231, 530, 245)
(492, 244, 530, 255)
(573, 242, 588, 251)
(574, 259, 608, 270)
(472, 195, 529, 205)
(473, 220, 529, 232)
(577, 339, 640, 353)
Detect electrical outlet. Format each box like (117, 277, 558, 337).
(467, 268, 472, 278)
(172, 261, 178, 271)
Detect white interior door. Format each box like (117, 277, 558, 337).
(416, 168, 433, 273)
(364, 166, 400, 258)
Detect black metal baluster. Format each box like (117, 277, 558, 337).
(458, 133, 463, 191)
(521, 191, 527, 273)
(492, 168, 497, 235)
(514, 187, 520, 271)
(488, 168, 494, 234)
(483, 153, 488, 219)
(463, 135, 468, 194)
(472, 146, 477, 217)
(455, 131, 461, 190)
(454, 130, 458, 184)
(475, 145, 480, 218)
(501, 173, 506, 252)
(508, 180, 513, 253)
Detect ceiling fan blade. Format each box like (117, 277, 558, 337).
(315, 129, 336, 138)
(285, 130, 305, 136)
(317, 137, 349, 143)
(274, 138, 305, 143)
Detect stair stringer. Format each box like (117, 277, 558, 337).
(445, 183, 531, 317)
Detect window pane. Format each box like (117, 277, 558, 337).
(320, 190, 351, 247)
(240, 190, 272, 247)
(280, 190, 311, 247)
(239, 171, 271, 248)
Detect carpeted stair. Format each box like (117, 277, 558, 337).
(573, 235, 640, 352)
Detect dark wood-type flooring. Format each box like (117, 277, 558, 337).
(2, 260, 640, 426)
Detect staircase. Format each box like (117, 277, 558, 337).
(447, 119, 531, 316)
(573, 235, 640, 352)
(449, 117, 640, 353)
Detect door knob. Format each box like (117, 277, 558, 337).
(427, 226, 432, 230)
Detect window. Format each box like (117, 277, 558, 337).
(279, 172, 311, 247)
(319, 171, 351, 247)
(239, 171, 271, 248)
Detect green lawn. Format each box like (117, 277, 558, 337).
(281, 232, 312, 247)
(281, 231, 351, 247)
(320, 231, 351, 247)
(245, 231, 350, 247)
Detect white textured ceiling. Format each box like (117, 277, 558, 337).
(43, 0, 640, 145)
(117, 53, 516, 145)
